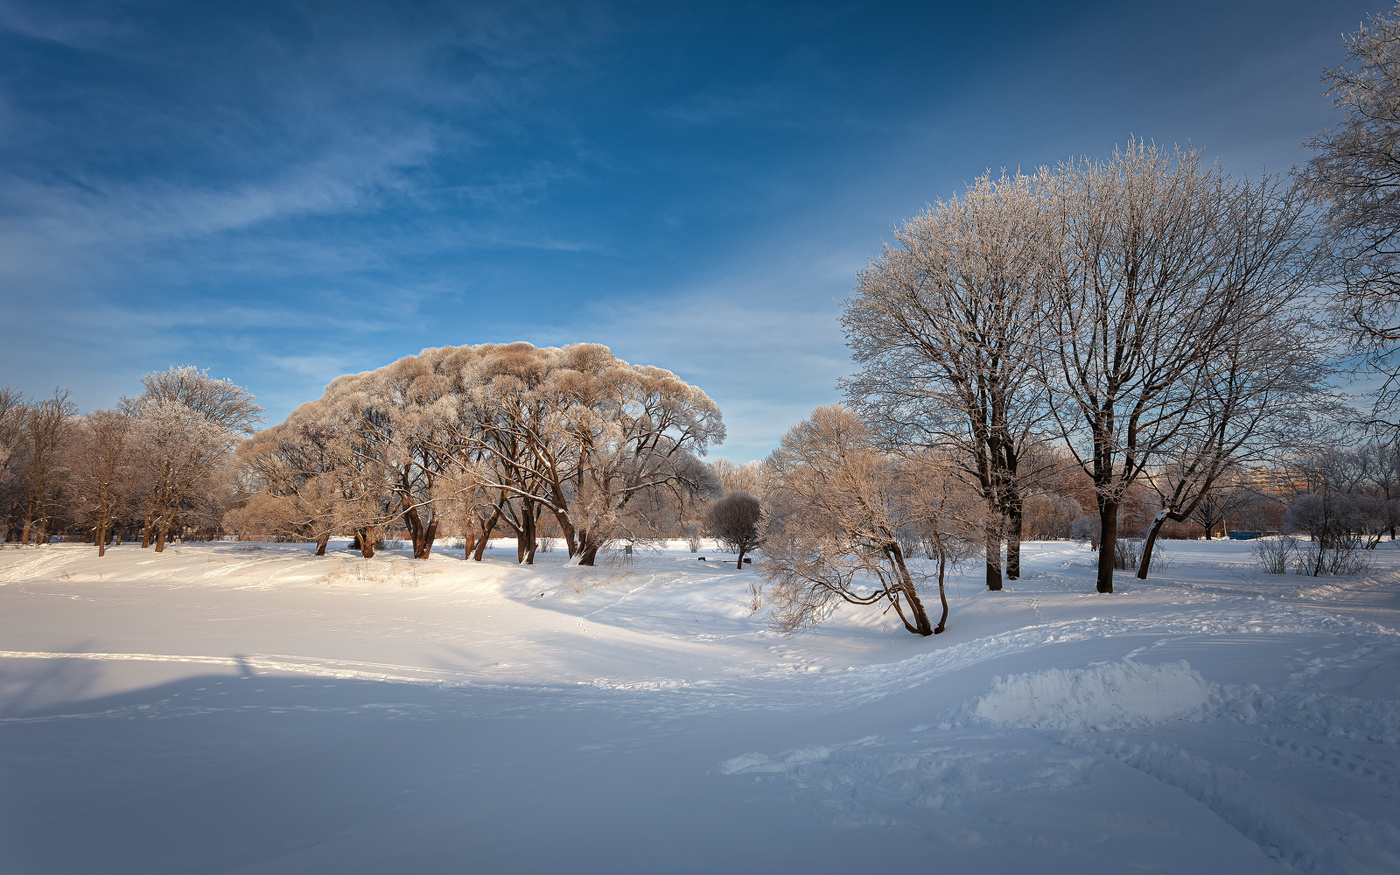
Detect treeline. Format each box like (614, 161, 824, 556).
(229, 342, 723, 566)
(0, 367, 260, 552)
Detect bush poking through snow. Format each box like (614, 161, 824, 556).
(1254, 537, 1295, 574)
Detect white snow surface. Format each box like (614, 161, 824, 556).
(1, 537, 1398, 874)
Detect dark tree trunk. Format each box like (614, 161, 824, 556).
(356, 528, 375, 558)
(314, 535, 329, 556)
(1095, 501, 1119, 594)
(983, 514, 1003, 591)
(516, 504, 536, 565)
(887, 544, 934, 635)
(415, 518, 438, 559)
(1137, 513, 1167, 579)
(1005, 488, 1023, 581)
(933, 553, 948, 634)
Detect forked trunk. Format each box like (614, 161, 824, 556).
(887, 543, 934, 636)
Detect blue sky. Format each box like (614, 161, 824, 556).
(0, 0, 1383, 460)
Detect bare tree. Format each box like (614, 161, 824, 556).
(126, 368, 261, 551)
(1134, 308, 1333, 577)
(1304, 4, 1400, 429)
(900, 449, 982, 634)
(762, 406, 938, 636)
(704, 491, 762, 568)
(65, 409, 134, 556)
(17, 389, 77, 545)
(0, 387, 23, 473)
(844, 171, 1051, 591)
(1037, 142, 1316, 593)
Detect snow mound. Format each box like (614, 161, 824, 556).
(973, 659, 1212, 731)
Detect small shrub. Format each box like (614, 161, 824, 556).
(1294, 538, 1371, 577)
(1113, 538, 1143, 570)
(1254, 537, 1295, 574)
(745, 581, 763, 614)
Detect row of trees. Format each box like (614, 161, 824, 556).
(230, 343, 725, 566)
(754, 7, 1400, 631)
(0, 368, 261, 553)
(840, 141, 1328, 595)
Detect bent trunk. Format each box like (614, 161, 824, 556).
(888, 543, 934, 636)
(934, 553, 948, 634)
(1137, 510, 1169, 579)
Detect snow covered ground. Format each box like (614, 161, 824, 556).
(0, 537, 1397, 874)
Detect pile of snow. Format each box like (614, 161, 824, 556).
(972, 659, 1213, 730)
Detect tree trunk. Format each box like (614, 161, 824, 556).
(735, 544, 746, 570)
(1095, 501, 1119, 594)
(1137, 510, 1167, 579)
(933, 553, 948, 634)
(516, 507, 536, 565)
(416, 518, 438, 559)
(357, 528, 375, 558)
(473, 507, 501, 561)
(983, 514, 1003, 591)
(889, 544, 933, 636)
(315, 535, 329, 556)
(96, 521, 108, 557)
(1004, 488, 1023, 581)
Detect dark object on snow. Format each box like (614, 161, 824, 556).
(1227, 531, 1262, 540)
(743, 557, 752, 564)
(697, 557, 706, 562)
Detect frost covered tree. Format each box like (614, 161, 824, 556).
(1037, 142, 1316, 593)
(703, 491, 762, 568)
(127, 367, 261, 551)
(844, 171, 1051, 591)
(1305, 4, 1400, 429)
(234, 342, 724, 566)
(762, 406, 939, 636)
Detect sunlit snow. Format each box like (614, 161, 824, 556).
(1, 538, 1397, 874)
